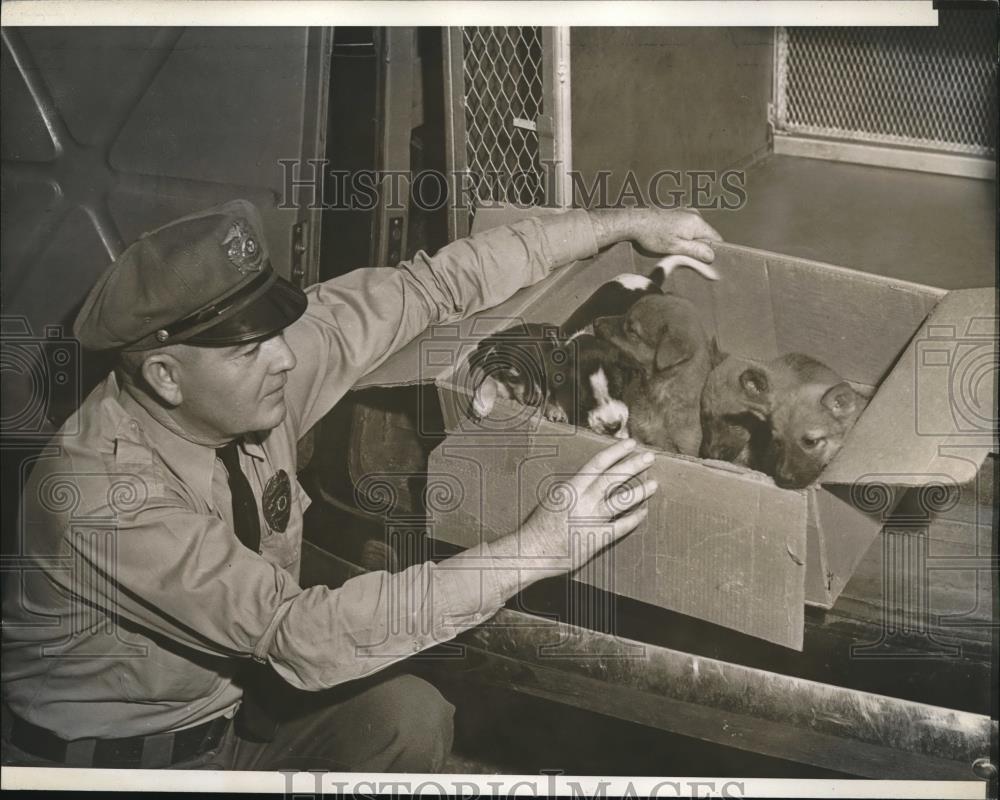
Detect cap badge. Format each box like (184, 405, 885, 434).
(221, 218, 264, 274)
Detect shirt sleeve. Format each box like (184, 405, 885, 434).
(58, 488, 507, 690)
(282, 210, 599, 437)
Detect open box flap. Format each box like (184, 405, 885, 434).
(821, 288, 998, 489)
(353, 206, 576, 390)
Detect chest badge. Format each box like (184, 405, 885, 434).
(262, 470, 291, 533)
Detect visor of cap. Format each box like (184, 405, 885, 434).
(185, 274, 308, 346)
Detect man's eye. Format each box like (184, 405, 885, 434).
(242, 345, 260, 358)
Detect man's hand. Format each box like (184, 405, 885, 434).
(589, 208, 723, 264)
(486, 438, 657, 596)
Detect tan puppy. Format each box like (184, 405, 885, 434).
(740, 353, 868, 489)
(594, 294, 711, 456)
(699, 354, 773, 469)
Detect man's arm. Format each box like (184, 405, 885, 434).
(282, 208, 720, 437)
(50, 439, 652, 693)
(589, 208, 720, 262)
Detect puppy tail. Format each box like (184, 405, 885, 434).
(648, 263, 669, 289)
(655, 254, 720, 282)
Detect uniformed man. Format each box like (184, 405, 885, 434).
(2, 200, 720, 771)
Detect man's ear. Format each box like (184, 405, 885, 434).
(821, 381, 857, 419)
(140, 353, 184, 406)
(654, 330, 693, 371)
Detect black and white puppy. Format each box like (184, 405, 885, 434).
(467, 322, 563, 421)
(466, 323, 634, 438)
(545, 334, 638, 439)
(467, 256, 719, 433)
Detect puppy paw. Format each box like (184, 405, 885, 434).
(544, 402, 569, 424)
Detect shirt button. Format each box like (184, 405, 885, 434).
(412, 641, 420, 652)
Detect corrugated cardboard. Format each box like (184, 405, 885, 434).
(353, 206, 997, 649)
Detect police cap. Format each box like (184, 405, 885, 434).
(74, 199, 307, 351)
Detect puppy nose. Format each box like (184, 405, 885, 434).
(606, 420, 622, 435)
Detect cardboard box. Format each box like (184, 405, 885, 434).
(356, 207, 996, 650)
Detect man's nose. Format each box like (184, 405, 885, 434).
(265, 334, 297, 373)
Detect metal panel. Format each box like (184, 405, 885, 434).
(1, 26, 330, 444)
(443, 27, 470, 242)
(1, 27, 330, 339)
(545, 27, 573, 208)
(445, 608, 996, 780)
(373, 27, 415, 268)
(774, 16, 996, 158)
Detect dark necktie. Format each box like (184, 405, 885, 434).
(216, 441, 261, 554)
(215, 440, 276, 742)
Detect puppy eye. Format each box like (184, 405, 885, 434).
(801, 435, 826, 449)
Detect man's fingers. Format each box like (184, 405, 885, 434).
(612, 505, 649, 539)
(574, 438, 640, 490)
(669, 238, 717, 264)
(690, 216, 723, 242)
(585, 451, 655, 501)
(604, 478, 658, 517)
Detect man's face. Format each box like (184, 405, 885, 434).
(176, 333, 297, 439)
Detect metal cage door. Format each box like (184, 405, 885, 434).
(443, 26, 572, 241)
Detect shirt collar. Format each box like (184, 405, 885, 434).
(112, 375, 268, 507)
(242, 432, 268, 462)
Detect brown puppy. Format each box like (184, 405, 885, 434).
(594, 294, 711, 456)
(740, 353, 868, 489)
(699, 354, 773, 469)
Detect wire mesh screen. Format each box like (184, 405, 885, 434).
(776, 14, 996, 156)
(462, 27, 546, 227)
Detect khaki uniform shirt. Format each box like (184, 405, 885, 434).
(2, 211, 599, 739)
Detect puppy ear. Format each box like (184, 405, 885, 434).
(654, 331, 694, 371)
(739, 367, 770, 398)
(821, 382, 858, 419)
(739, 367, 773, 418)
